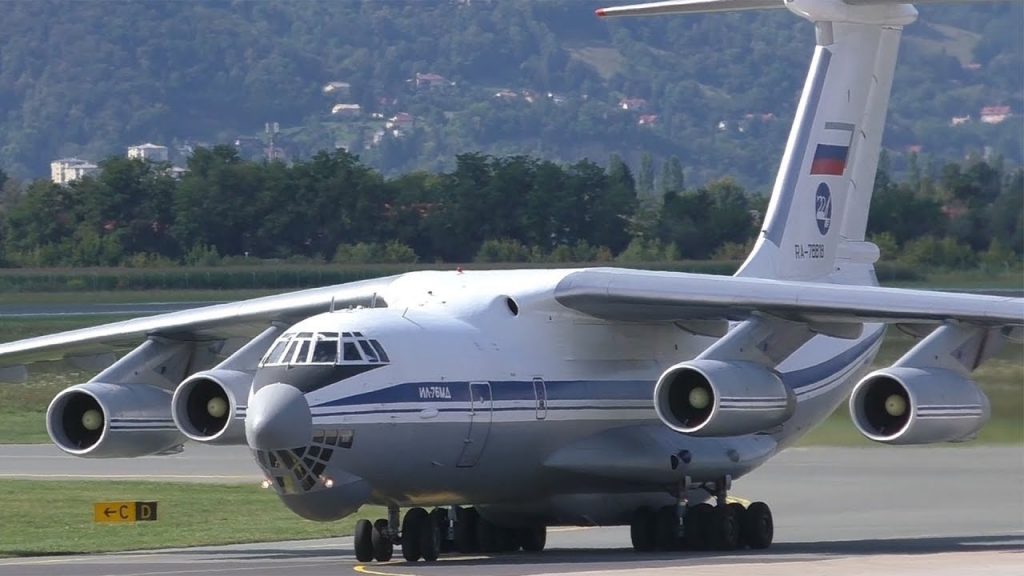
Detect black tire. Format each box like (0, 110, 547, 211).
(419, 513, 442, 561)
(430, 508, 452, 553)
(743, 502, 773, 549)
(654, 505, 681, 551)
(476, 514, 500, 553)
(494, 526, 518, 552)
(372, 519, 393, 562)
(518, 524, 547, 552)
(685, 503, 713, 551)
(402, 507, 428, 562)
(630, 507, 656, 552)
(354, 518, 374, 562)
(710, 506, 740, 551)
(454, 507, 479, 553)
(728, 503, 747, 549)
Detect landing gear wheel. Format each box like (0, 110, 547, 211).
(518, 524, 546, 552)
(630, 507, 656, 552)
(454, 507, 479, 553)
(419, 512, 441, 561)
(372, 519, 393, 562)
(655, 505, 681, 551)
(402, 507, 428, 562)
(710, 506, 740, 551)
(727, 503, 747, 549)
(743, 501, 773, 549)
(496, 526, 520, 552)
(685, 503, 713, 551)
(430, 508, 452, 553)
(354, 518, 374, 562)
(476, 515, 500, 553)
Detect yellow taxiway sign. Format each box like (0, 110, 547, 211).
(93, 501, 158, 524)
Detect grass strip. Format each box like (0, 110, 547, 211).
(0, 479, 381, 557)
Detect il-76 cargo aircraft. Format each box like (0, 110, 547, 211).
(1, 0, 1021, 564)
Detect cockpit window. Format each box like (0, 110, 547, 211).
(293, 340, 311, 364)
(311, 339, 337, 364)
(358, 340, 378, 362)
(342, 342, 362, 362)
(260, 330, 390, 367)
(370, 340, 390, 363)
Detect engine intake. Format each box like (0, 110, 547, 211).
(46, 382, 183, 457)
(172, 369, 252, 444)
(654, 360, 795, 436)
(849, 367, 990, 444)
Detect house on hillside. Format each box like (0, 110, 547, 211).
(50, 158, 98, 184)
(386, 113, 415, 133)
(638, 114, 658, 127)
(128, 143, 169, 162)
(332, 104, 362, 117)
(980, 106, 1011, 124)
(322, 81, 351, 97)
(412, 73, 450, 89)
(619, 97, 648, 111)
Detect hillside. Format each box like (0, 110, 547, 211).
(0, 0, 1020, 188)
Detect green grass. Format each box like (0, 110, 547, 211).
(0, 480, 381, 556)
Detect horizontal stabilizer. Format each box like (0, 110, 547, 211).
(596, 0, 990, 19)
(597, 0, 782, 17)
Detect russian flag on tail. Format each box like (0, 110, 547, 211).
(810, 122, 855, 176)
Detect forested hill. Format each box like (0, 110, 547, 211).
(0, 1, 1020, 187)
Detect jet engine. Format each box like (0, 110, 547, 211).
(653, 360, 795, 436)
(46, 382, 183, 457)
(849, 367, 990, 444)
(171, 369, 252, 444)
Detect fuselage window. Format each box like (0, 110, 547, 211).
(343, 341, 362, 362)
(370, 340, 390, 363)
(358, 340, 379, 362)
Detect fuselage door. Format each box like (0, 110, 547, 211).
(533, 377, 547, 420)
(457, 381, 492, 468)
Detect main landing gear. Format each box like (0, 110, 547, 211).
(629, 476, 773, 553)
(354, 505, 547, 563)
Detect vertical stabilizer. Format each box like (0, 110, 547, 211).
(737, 3, 916, 281)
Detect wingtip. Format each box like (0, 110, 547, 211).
(595, 8, 607, 17)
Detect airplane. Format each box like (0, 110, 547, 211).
(1, 0, 1021, 564)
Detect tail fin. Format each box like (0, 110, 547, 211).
(738, 11, 913, 282)
(598, 0, 919, 283)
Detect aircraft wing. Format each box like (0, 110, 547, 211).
(0, 276, 397, 371)
(554, 268, 1024, 328)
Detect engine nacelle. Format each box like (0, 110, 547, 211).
(171, 369, 252, 444)
(46, 382, 183, 457)
(849, 367, 990, 444)
(654, 360, 795, 436)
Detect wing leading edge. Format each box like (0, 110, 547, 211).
(0, 276, 398, 369)
(554, 268, 1024, 327)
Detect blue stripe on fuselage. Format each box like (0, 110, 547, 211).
(310, 328, 884, 410)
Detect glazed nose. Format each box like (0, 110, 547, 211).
(245, 383, 312, 450)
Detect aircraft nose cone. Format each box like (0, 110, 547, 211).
(245, 383, 312, 450)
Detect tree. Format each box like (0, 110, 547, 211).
(660, 155, 684, 195)
(637, 152, 655, 198)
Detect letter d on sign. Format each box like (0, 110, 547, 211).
(135, 501, 158, 522)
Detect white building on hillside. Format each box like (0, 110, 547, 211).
(128, 143, 169, 162)
(51, 158, 99, 184)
